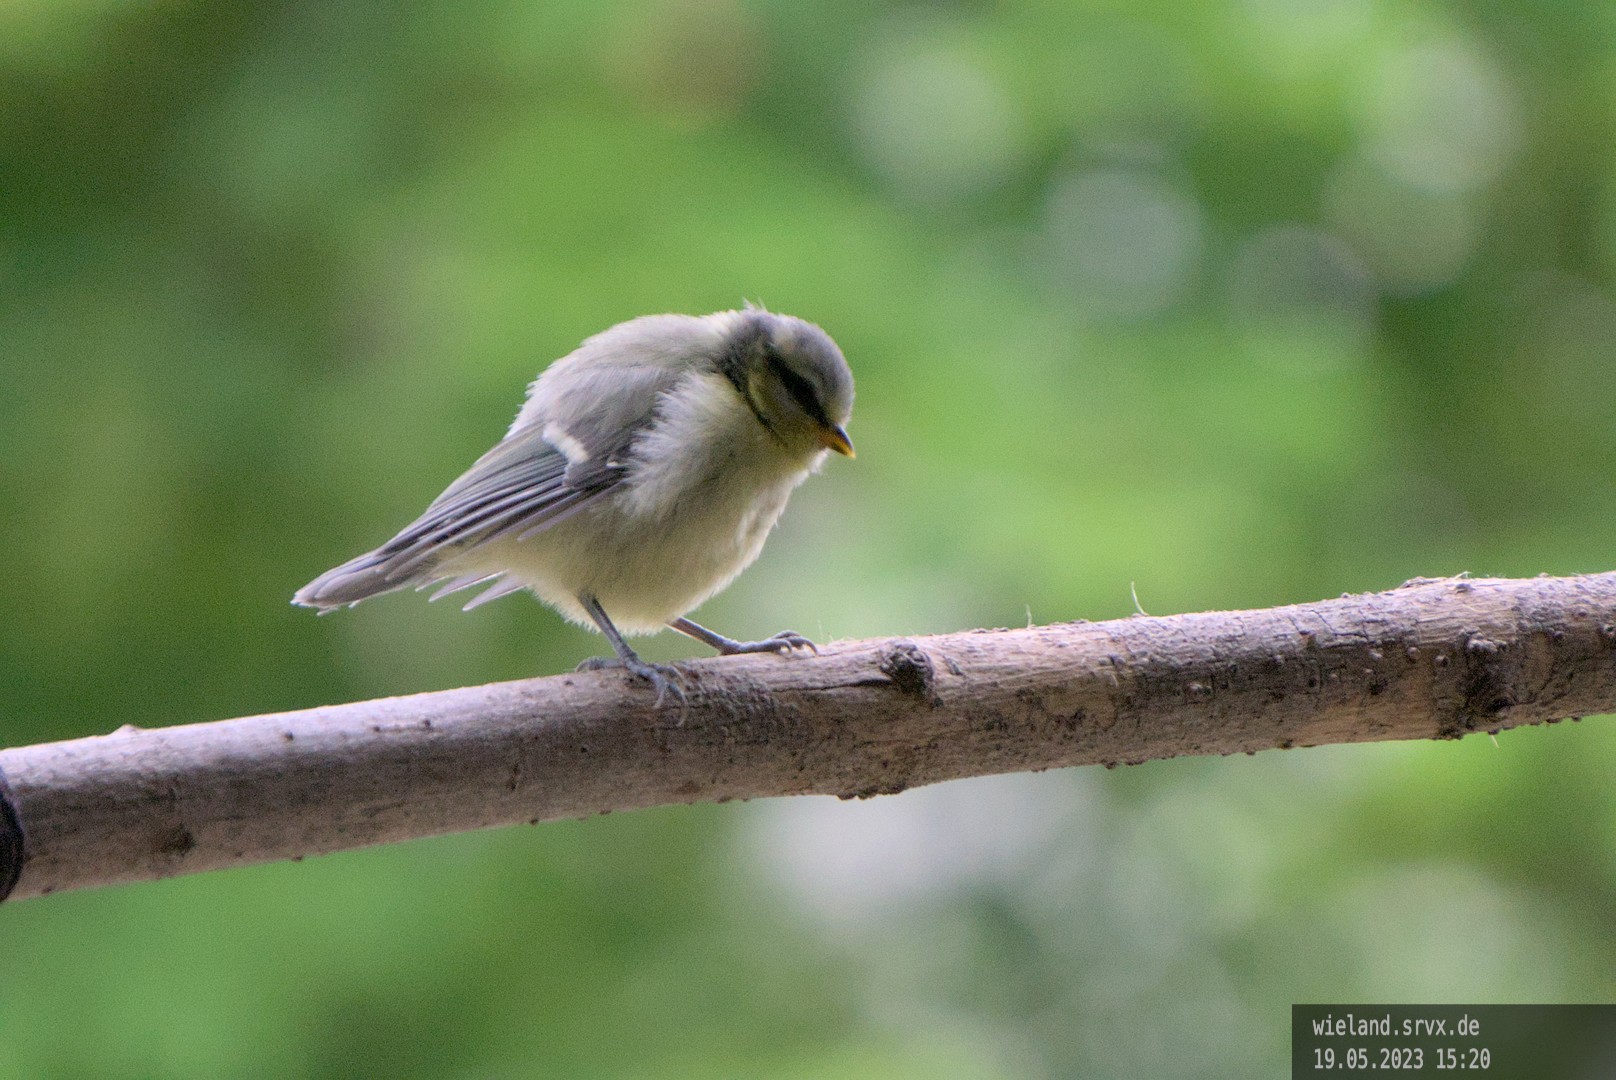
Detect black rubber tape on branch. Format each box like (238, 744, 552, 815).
(0, 769, 25, 902)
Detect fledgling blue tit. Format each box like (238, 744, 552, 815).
(294, 307, 855, 697)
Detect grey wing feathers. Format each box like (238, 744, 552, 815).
(293, 361, 684, 612)
(292, 427, 622, 610)
(390, 431, 609, 569)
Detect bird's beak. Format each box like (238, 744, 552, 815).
(819, 423, 855, 457)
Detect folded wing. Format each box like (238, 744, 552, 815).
(293, 362, 681, 610)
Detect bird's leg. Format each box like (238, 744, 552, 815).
(576, 594, 685, 704)
(668, 616, 817, 656)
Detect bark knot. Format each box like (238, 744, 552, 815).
(879, 640, 937, 703)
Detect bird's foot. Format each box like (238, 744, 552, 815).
(577, 655, 688, 705)
(715, 629, 818, 656)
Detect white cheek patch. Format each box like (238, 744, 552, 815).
(542, 422, 591, 465)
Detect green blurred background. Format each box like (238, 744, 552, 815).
(4, 0, 1615, 1075)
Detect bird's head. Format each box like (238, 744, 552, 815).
(719, 309, 855, 459)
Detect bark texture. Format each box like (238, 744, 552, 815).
(4, 572, 1615, 901)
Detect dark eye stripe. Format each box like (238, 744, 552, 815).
(768, 356, 828, 424)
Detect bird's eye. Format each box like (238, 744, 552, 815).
(768, 357, 824, 422)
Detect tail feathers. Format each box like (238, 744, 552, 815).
(292, 550, 412, 611)
(417, 572, 528, 611)
(461, 576, 527, 610)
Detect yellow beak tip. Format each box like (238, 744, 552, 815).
(823, 426, 855, 457)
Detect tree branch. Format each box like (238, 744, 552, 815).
(4, 572, 1615, 901)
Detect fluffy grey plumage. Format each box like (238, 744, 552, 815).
(295, 307, 854, 688)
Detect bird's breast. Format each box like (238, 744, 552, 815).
(491, 371, 824, 632)
(617, 371, 817, 523)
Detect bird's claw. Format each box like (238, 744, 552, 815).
(719, 630, 818, 656)
(577, 655, 688, 705)
(766, 629, 818, 655)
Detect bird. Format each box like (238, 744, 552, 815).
(293, 306, 855, 699)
